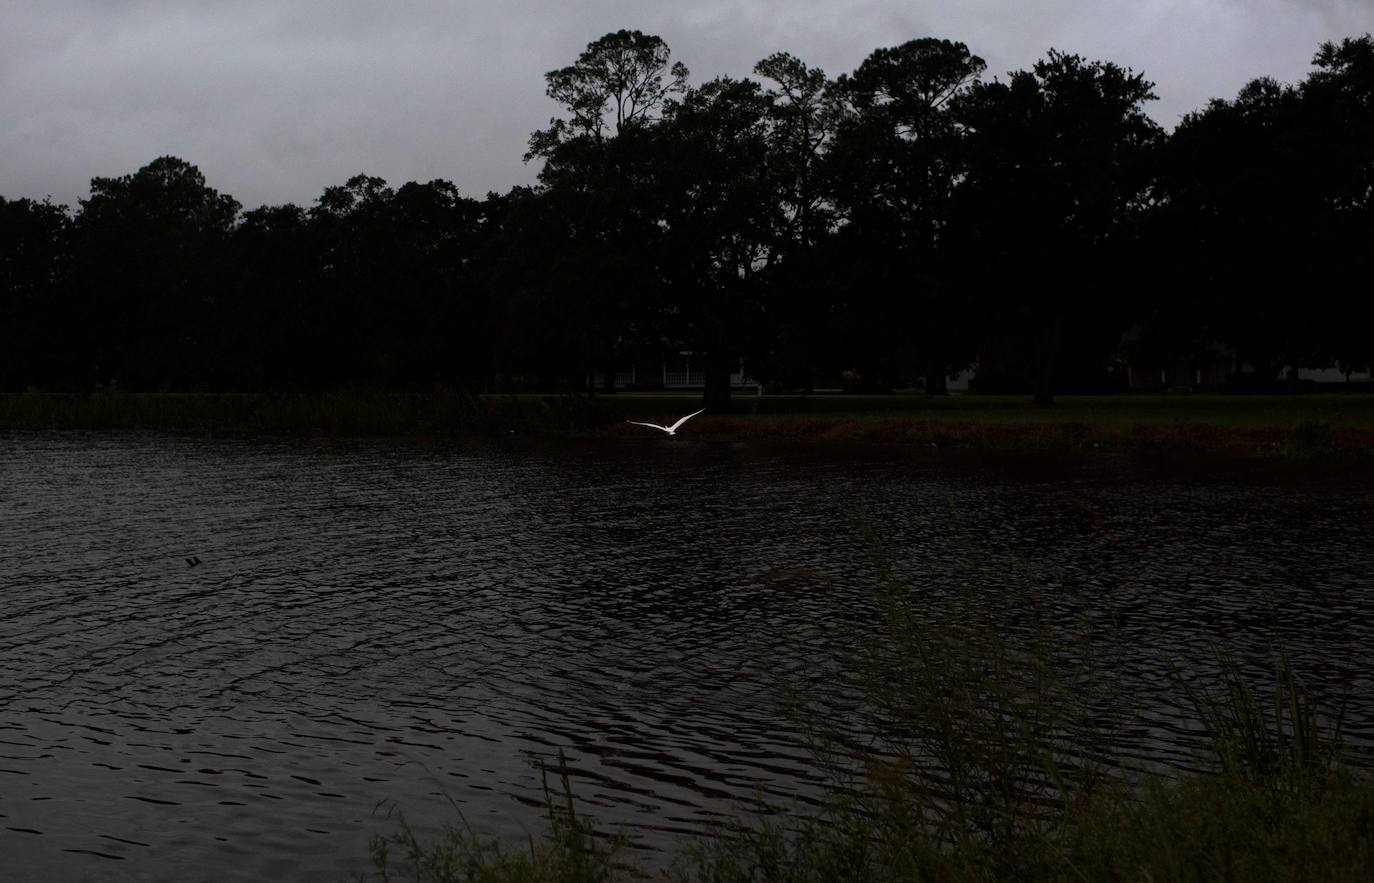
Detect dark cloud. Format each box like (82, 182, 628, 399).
(2, 1, 1369, 210)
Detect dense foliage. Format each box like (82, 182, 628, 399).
(3, 31, 1372, 405)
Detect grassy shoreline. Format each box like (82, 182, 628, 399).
(366, 591, 1374, 883)
(370, 769, 1374, 882)
(5, 391, 1374, 458)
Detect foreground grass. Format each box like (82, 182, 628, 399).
(668, 775, 1374, 883)
(368, 772, 1374, 883)
(367, 589, 1374, 882)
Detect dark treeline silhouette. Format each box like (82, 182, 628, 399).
(3, 31, 1372, 406)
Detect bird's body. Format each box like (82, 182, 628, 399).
(626, 408, 705, 436)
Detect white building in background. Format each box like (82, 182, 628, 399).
(945, 368, 974, 393)
(593, 351, 761, 391)
(1297, 367, 1374, 383)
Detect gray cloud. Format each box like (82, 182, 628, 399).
(2, 1, 1369, 210)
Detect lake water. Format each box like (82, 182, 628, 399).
(2, 434, 1372, 881)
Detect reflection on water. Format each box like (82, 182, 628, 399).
(1, 434, 1371, 881)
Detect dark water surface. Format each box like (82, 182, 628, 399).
(2, 434, 1372, 881)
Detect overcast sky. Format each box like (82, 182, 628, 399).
(2, 1, 1369, 211)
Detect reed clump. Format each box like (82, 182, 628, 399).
(368, 752, 625, 883)
(676, 601, 1371, 883)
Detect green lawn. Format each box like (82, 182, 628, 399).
(612, 392, 1374, 430)
(4, 393, 1374, 454)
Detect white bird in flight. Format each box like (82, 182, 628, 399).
(626, 408, 705, 436)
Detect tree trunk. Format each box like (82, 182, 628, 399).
(601, 357, 617, 394)
(1032, 314, 1061, 407)
(703, 352, 734, 413)
(926, 357, 949, 396)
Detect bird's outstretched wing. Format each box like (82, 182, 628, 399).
(667, 408, 706, 432)
(626, 420, 671, 433)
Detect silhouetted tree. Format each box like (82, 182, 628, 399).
(1163, 74, 1347, 386)
(831, 38, 986, 393)
(226, 203, 313, 388)
(299, 175, 488, 388)
(526, 30, 688, 393)
(0, 197, 69, 390)
(486, 186, 614, 391)
(953, 51, 1161, 403)
(1302, 35, 1374, 384)
(5, 32, 1372, 400)
(753, 52, 843, 392)
(68, 156, 240, 389)
(657, 77, 779, 411)
(391, 180, 490, 388)
(529, 29, 689, 156)
(305, 174, 400, 384)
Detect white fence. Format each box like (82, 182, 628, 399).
(593, 367, 758, 390)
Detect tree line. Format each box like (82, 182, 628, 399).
(2, 30, 1371, 407)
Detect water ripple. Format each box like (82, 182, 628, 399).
(1, 434, 1371, 881)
